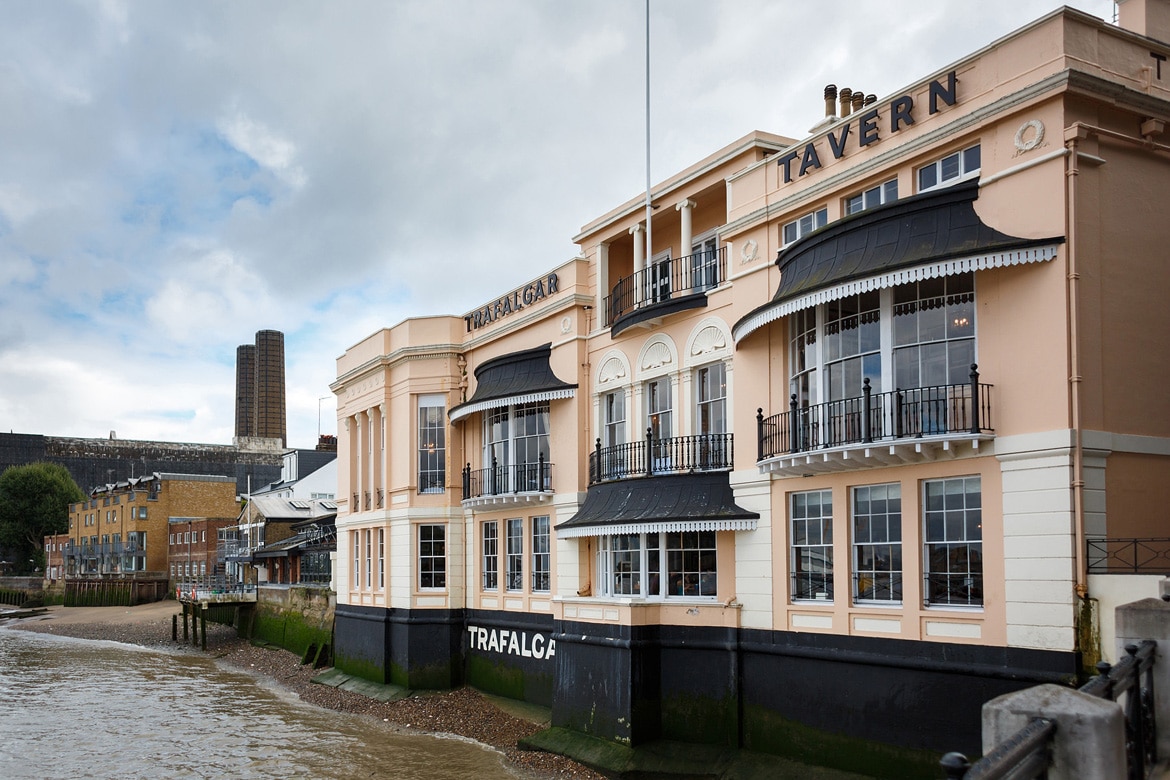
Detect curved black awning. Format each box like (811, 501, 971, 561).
(733, 180, 1063, 342)
(556, 472, 759, 539)
(449, 343, 577, 423)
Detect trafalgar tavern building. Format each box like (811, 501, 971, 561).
(329, 1, 1170, 768)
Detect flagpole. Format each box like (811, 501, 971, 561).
(644, 0, 652, 270)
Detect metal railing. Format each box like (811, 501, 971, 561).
(757, 366, 992, 460)
(940, 639, 1158, 779)
(462, 455, 553, 500)
(604, 247, 726, 326)
(589, 430, 734, 485)
(1087, 538, 1170, 575)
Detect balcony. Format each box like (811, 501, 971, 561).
(461, 456, 554, 509)
(756, 366, 993, 477)
(589, 431, 734, 485)
(605, 247, 725, 335)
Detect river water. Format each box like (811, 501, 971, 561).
(0, 627, 519, 779)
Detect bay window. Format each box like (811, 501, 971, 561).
(596, 531, 717, 599)
(786, 272, 977, 439)
(483, 402, 550, 493)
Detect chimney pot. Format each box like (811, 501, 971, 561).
(865, 93, 878, 106)
(824, 84, 838, 117)
(852, 91, 865, 111)
(839, 87, 853, 117)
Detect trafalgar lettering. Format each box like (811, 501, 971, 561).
(466, 625, 556, 661)
(464, 273, 560, 332)
(778, 71, 958, 184)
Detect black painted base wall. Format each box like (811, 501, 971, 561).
(334, 603, 464, 689)
(334, 604, 1080, 767)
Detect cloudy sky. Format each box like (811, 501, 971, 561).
(0, 0, 1115, 448)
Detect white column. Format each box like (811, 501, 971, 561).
(676, 198, 696, 260)
(630, 224, 645, 306)
(596, 242, 610, 321)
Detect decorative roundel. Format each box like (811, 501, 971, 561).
(741, 238, 758, 264)
(1014, 119, 1045, 153)
(560, 315, 572, 334)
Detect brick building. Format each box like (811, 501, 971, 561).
(64, 473, 239, 577)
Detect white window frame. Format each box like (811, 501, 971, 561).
(595, 531, 717, 599)
(418, 524, 446, 590)
(505, 518, 523, 592)
(417, 394, 446, 494)
(603, 390, 626, 448)
(482, 520, 499, 591)
(790, 489, 833, 602)
(845, 178, 898, 215)
(852, 483, 902, 604)
(917, 144, 981, 193)
(923, 476, 983, 608)
(377, 528, 385, 590)
(782, 207, 828, 246)
(531, 515, 550, 593)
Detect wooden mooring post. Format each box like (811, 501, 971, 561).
(182, 603, 189, 641)
(200, 607, 207, 651)
(172, 613, 177, 642)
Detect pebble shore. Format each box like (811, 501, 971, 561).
(8, 611, 604, 779)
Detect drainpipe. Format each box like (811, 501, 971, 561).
(1064, 125, 1088, 599)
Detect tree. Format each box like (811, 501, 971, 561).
(0, 462, 85, 575)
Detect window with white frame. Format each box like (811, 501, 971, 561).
(695, 363, 726, 435)
(482, 521, 499, 591)
(786, 273, 976, 412)
(691, 232, 719, 290)
(782, 207, 828, 246)
(923, 476, 982, 607)
(645, 377, 672, 470)
(603, 391, 625, 448)
(918, 144, 980, 192)
(418, 395, 446, 493)
(506, 518, 523, 591)
(852, 483, 902, 603)
(845, 178, 898, 215)
(418, 524, 446, 589)
(596, 531, 717, 598)
(364, 529, 372, 589)
(531, 515, 550, 593)
(483, 402, 550, 493)
(791, 489, 833, 601)
(893, 273, 975, 390)
(824, 291, 882, 403)
(695, 362, 728, 469)
(377, 528, 385, 590)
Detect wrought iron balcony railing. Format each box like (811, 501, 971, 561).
(462, 455, 553, 501)
(604, 247, 726, 326)
(757, 365, 992, 460)
(589, 431, 734, 485)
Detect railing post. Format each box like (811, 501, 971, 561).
(538, 452, 547, 492)
(862, 378, 873, 443)
(490, 455, 499, 495)
(789, 394, 800, 454)
(594, 438, 602, 484)
(646, 427, 654, 476)
(895, 389, 904, 438)
(969, 363, 980, 433)
(939, 752, 970, 779)
(756, 408, 764, 461)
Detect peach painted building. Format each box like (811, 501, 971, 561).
(332, 1, 1170, 770)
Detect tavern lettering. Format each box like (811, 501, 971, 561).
(778, 71, 957, 184)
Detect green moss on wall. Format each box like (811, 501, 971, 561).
(660, 691, 737, 746)
(742, 704, 940, 780)
(466, 655, 527, 700)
